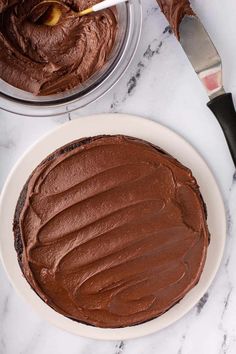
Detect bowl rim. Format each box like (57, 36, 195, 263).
(0, 114, 226, 340)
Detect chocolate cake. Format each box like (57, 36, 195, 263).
(13, 135, 210, 328)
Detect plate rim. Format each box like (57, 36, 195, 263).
(0, 113, 226, 340)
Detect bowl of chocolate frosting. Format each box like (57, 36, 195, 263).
(0, 0, 142, 116)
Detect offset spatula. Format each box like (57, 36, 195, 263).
(178, 15, 236, 166)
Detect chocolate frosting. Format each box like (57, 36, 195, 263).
(14, 135, 209, 328)
(0, 0, 117, 95)
(156, 0, 195, 38)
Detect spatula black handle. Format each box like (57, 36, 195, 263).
(207, 93, 236, 167)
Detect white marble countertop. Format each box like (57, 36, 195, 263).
(1, 0, 236, 353)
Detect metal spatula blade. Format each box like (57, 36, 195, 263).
(177, 15, 236, 166)
(179, 16, 225, 100)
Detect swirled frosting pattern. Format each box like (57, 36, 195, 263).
(14, 135, 209, 328)
(0, 0, 117, 95)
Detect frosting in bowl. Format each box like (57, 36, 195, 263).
(0, 0, 117, 95)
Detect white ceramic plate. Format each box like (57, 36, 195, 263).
(0, 114, 226, 340)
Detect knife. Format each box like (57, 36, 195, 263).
(177, 15, 236, 166)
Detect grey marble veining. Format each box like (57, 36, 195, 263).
(1, 0, 236, 353)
